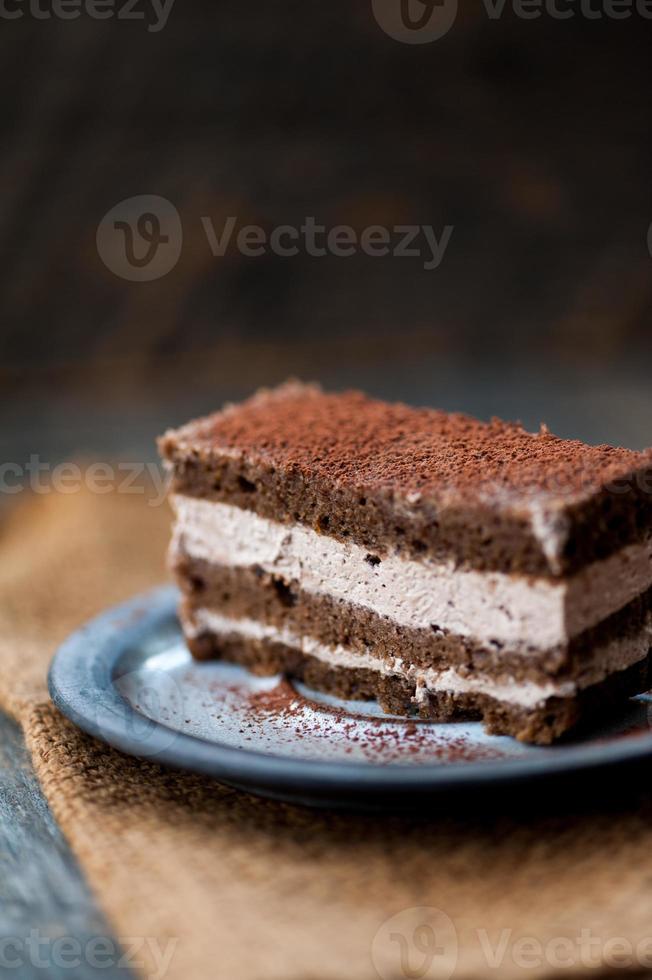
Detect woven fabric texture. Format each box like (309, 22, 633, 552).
(1, 487, 652, 980)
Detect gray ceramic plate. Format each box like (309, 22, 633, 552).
(48, 586, 652, 808)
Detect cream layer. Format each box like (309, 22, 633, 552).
(170, 495, 652, 653)
(183, 607, 652, 709)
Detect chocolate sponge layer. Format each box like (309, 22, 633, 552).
(178, 625, 652, 745)
(159, 383, 652, 576)
(174, 553, 652, 687)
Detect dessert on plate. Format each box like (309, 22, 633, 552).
(158, 382, 652, 744)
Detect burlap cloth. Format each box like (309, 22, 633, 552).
(2, 486, 652, 980)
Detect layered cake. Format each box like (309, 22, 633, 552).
(159, 382, 652, 743)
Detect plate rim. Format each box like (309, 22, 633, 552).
(48, 586, 652, 800)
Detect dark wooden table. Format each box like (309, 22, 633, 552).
(0, 711, 133, 979)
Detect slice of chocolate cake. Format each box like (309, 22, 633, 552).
(158, 382, 652, 744)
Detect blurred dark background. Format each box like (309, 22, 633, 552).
(1, 2, 651, 469)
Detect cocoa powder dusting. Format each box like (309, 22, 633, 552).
(163, 382, 652, 503)
(240, 677, 504, 764)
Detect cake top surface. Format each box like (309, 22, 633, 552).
(161, 382, 652, 508)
